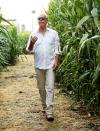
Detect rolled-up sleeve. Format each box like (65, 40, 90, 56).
(54, 32, 62, 55)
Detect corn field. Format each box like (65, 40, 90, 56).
(48, 0, 100, 115)
(0, 15, 29, 71)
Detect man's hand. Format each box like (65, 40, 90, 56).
(28, 36, 38, 51)
(52, 54, 60, 70)
(31, 36, 38, 44)
(52, 60, 59, 70)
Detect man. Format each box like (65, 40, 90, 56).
(26, 12, 61, 121)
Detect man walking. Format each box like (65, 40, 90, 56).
(26, 12, 61, 121)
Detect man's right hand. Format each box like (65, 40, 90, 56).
(31, 36, 38, 44)
(28, 36, 38, 51)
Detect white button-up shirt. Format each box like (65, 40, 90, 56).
(26, 28, 61, 69)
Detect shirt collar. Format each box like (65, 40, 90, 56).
(36, 27, 50, 33)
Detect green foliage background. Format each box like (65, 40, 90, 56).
(0, 16, 29, 71)
(48, 0, 100, 114)
(18, 32, 30, 54)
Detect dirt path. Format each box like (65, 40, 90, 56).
(0, 55, 100, 131)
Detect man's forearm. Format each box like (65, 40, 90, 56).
(28, 40, 34, 51)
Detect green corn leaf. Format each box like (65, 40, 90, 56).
(91, 8, 98, 17)
(79, 33, 89, 45)
(79, 71, 90, 80)
(79, 35, 100, 55)
(92, 44, 100, 84)
(91, 8, 99, 26)
(0, 16, 12, 25)
(76, 16, 90, 28)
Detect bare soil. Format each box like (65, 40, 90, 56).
(0, 55, 100, 131)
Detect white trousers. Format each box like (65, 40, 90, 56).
(35, 68, 55, 115)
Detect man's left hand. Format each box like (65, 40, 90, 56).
(52, 60, 59, 70)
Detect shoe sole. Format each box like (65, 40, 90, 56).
(46, 116, 54, 121)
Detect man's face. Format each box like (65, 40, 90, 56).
(38, 17, 48, 27)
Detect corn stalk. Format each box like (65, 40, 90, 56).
(48, 0, 100, 114)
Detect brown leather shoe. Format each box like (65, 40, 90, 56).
(46, 114, 54, 121)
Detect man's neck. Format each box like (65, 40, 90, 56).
(39, 26, 47, 33)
